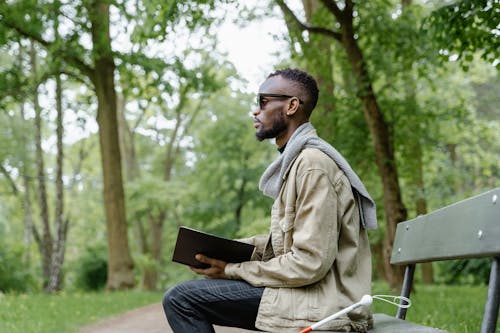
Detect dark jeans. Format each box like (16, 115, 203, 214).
(162, 278, 265, 333)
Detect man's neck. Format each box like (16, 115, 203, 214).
(275, 120, 308, 149)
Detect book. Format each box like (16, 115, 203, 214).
(172, 226, 255, 269)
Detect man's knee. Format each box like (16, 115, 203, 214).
(163, 286, 179, 314)
(163, 282, 191, 314)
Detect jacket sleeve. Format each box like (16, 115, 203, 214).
(236, 234, 269, 261)
(225, 160, 341, 287)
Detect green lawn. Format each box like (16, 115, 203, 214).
(372, 282, 496, 333)
(0, 290, 163, 333)
(0, 283, 496, 333)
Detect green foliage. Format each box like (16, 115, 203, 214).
(423, 0, 499, 69)
(1, 0, 499, 293)
(127, 176, 179, 220)
(184, 89, 274, 238)
(73, 245, 108, 291)
(437, 258, 491, 285)
(0, 241, 35, 292)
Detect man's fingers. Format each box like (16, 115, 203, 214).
(190, 254, 227, 279)
(196, 254, 222, 267)
(195, 254, 210, 263)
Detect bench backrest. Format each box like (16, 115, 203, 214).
(391, 187, 500, 265)
(388, 187, 500, 333)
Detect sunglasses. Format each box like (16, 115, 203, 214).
(257, 93, 304, 109)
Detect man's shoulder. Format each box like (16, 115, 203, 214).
(296, 147, 340, 172)
(298, 147, 333, 162)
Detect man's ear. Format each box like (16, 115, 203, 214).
(286, 97, 300, 116)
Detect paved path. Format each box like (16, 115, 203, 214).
(79, 303, 256, 333)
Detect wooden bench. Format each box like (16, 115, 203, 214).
(370, 187, 500, 333)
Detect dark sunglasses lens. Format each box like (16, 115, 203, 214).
(258, 95, 264, 109)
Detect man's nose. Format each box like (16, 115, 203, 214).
(252, 107, 260, 116)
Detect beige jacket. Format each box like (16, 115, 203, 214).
(225, 148, 373, 332)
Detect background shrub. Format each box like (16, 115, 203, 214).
(74, 245, 108, 291)
(0, 242, 35, 292)
(438, 258, 491, 285)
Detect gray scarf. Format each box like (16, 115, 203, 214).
(259, 122, 377, 229)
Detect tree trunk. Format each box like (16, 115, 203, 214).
(31, 42, 53, 291)
(141, 212, 165, 290)
(89, 1, 135, 290)
(19, 44, 34, 262)
(277, 0, 408, 288)
(47, 73, 68, 292)
(20, 101, 34, 262)
(414, 144, 434, 284)
(117, 94, 140, 181)
(372, 242, 386, 281)
(338, 8, 407, 290)
(399, 0, 434, 280)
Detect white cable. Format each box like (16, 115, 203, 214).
(372, 294, 412, 309)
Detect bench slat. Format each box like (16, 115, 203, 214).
(370, 314, 448, 333)
(391, 188, 500, 265)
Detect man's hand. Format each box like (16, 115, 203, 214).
(190, 254, 229, 279)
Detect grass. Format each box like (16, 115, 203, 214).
(0, 283, 497, 333)
(372, 282, 497, 333)
(0, 290, 163, 333)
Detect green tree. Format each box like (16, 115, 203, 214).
(121, 55, 230, 290)
(0, 0, 135, 289)
(275, 0, 407, 287)
(186, 89, 274, 238)
(0, 0, 235, 289)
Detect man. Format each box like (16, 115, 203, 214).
(163, 68, 377, 332)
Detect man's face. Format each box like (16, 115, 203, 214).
(253, 76, 292, 142)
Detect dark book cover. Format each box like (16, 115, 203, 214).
(172, 226, 255, 269)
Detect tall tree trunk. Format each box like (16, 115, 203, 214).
(341, 14, 406, 290)
(89, 1, 135, 290)
(141, 212, 165, 290)
(117, 94, 140, 181)
(19, 84, 34, 261)
(277, 0, 408, 289)
(413, 143, 434, 284)
(30, 42, 53, 290)
(47, 73, 68, 292)
(46, 5, 69, 292)
(19, 41, 34, 260)
(401, 0, 433, 283)
(1, 0, 135, 291)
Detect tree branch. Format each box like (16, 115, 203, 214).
(345, 0, 354, 18)
(275, 0, 342, 42)
(31, 222, 42, 249)
(0, 5, 94, 79)
(319, 0, 344, 21)
(0, 164, 19, 195)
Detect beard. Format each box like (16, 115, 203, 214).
(255, 111, 287, 141)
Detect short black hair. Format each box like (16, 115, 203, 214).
(268, 68, 319, 115)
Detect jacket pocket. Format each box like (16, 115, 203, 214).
(278, 207, 296, 232)
(279, 207, 296, 252)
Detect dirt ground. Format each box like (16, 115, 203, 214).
(78, 303, 257, 333)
